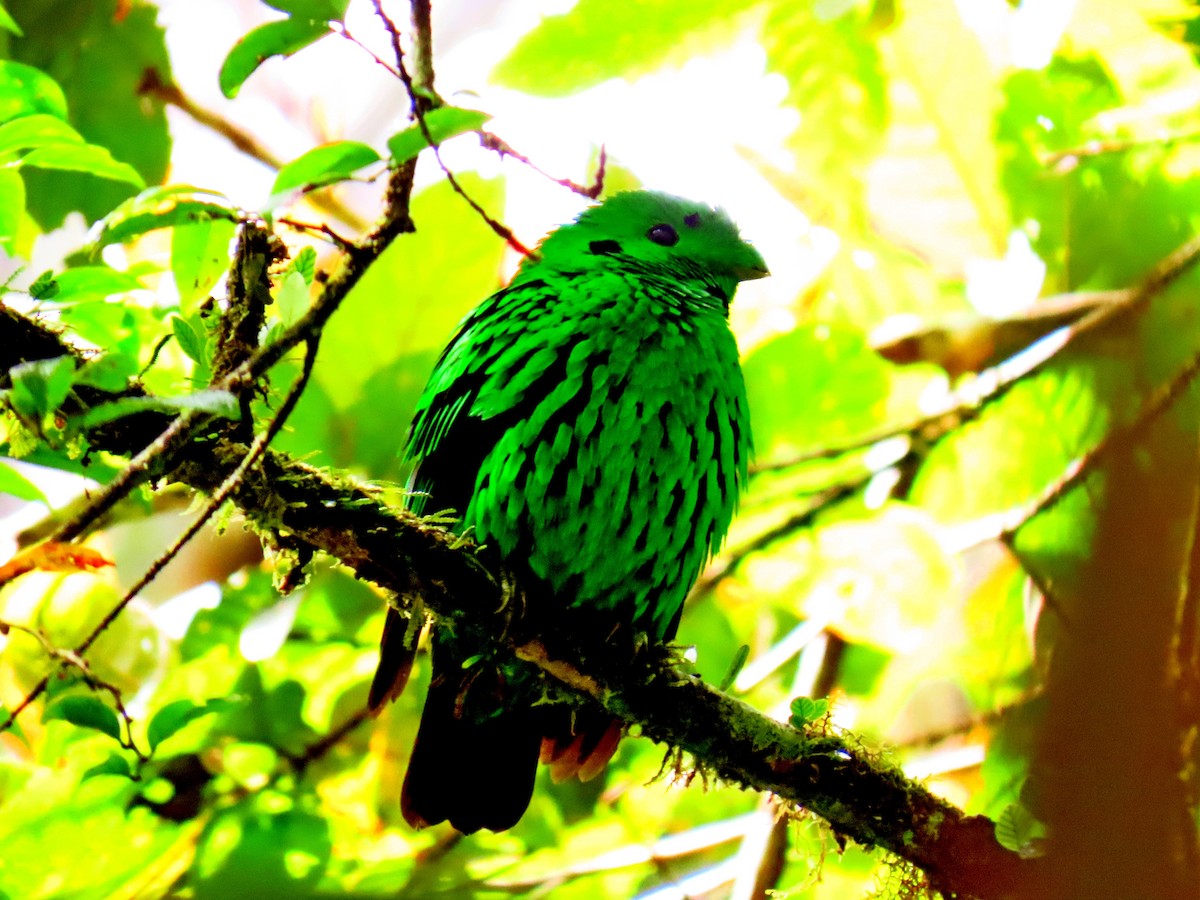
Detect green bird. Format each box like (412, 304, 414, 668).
(368, 190, 767, 833)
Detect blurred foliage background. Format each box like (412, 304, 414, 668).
(3, 0, 1200, 896)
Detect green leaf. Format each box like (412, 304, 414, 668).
(289, 245, 316, 284)
(221, 741, 279, 789)
(20, 142, 144, 187)
(90, 184, 239, 253)
(79, 389, 238, 429)
(492, 0, 758, 96)
(0, 60, 67, 123)
(8, 355, 75, 420)
(385, 106, 491, 163)
(995, 58, 1182, 291)
(275, 268, 310, 325)
(171, 314, 206, 364)
(139, 777, 175, 805)
(262, 0, 349, 17)
(82, 751, 133, 781)
(43, 695, 121, 741)
(788, 696, 829, 728)
(172, 217, 238, 309)
(47, 265, 144, 305)
(28, 268, 56, 299)
(219, 17, 332, 99)
(0, 168, 24, 253)
(269, 140, 380, 200)
(759, 4, 885, 231)
(0, 458, 47, 502)
(0, 112, 81, 162)
(146, 698, 219, 752)
(741, 325, 895, 460)
(994, 803, 1047, 855)
(74, 352, 139, 392)
(7, 2, 171, 226)
(0, 4, 23, 36)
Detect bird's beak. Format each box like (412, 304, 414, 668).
(732, 244, 770, 282)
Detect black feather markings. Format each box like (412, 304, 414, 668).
(706, 397, 728, 508)
(589, 239, 622, 255)
(536, 342, 607, 502)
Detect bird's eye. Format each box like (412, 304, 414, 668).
(647, 223, 679, 246)
(589, 239, 622, 255)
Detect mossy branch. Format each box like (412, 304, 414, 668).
(0, 306, 1032, 900)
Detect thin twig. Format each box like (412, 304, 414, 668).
(756, 234, 1200, 473)
(1043, 129, 1200, 171)
(692, 480, 868, 598)
(998, 347, 1200, 544)
(49, 408, 213, 546)
(0, 619, 144, 760)
(136, 68, 369, 233)
(370, 0, 408, 81)
(369, 0, 534, 256)
(481, 132, 607, 199)
(331, 23, 401, 78)
(287, 708, 372, 775)
(277, 217, 356, 252)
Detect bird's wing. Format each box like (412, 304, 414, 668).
(402, 277, 557, 518)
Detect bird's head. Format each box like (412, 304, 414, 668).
(516, 190, 768, 303)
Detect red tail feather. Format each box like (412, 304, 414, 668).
(541, 716, 624, 784)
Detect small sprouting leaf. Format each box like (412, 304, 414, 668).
(172, 315, 207, 364)
(269, 140, 380, 201)
(289, 245, 316, 284)
(994, 803, 1048, 856)
(20, 143, 144, 187)
(262, 0, 349, 18)
(44, 695, 122, 741)
(83, 751, 134, 780)
(8, 355, 76, 420)
(0, 459, 47, 503)
(275, 269, 310, 325)
(79, 390, 239, 429)
(788, 696, 829, 729)
(28, 269, 57, 300)
(147, 698, 220, 752)
(89, 185, 239, 253)
(219, 17, 333, 99)
(386, 106, 492, 164)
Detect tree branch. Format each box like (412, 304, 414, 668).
(0, 307, 1031, 899)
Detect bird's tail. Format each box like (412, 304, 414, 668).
(401, 643, 542, 834)
(367, 607, 419, 711)
(540, 705, 624, 783)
